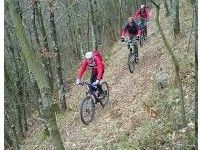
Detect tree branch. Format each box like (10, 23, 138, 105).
(150, 0, 159, 8)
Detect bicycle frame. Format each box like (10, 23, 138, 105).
(124, 36, 138, 52)
(81, 82, 99, 101)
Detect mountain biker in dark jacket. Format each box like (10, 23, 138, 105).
(121, 17, 139, 42)
(121, 17, 139, 61)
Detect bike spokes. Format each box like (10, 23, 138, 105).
(128, 52, 135, 73)
(80, 97, 95, 125)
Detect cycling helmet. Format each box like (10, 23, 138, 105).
(140, 4, 145, 9)
(85, 52, 93, 59)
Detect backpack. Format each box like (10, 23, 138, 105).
(93, 50, 103, 62)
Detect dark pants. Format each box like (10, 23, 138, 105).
(90, 74, 103, 93)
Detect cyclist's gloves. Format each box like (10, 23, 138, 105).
(92, 80, 100, 86)
(76, 79, 81, 85)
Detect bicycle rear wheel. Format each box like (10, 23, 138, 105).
(128, 48, 136, 73)
(80, 97, 95, 125)
(99, 82, 109, 107)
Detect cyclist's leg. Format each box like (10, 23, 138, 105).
(127, 41, 130, 49)
(90, 73, 96, 83)
(144, 25, 147, 36)
(97, 72, 104, 96)
(134, 44, 139, 62)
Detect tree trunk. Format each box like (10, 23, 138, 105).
(5, 11, 28, 133)
(30, 2, 40, 51)
(67, 14, 80, 60)
(7, 0, 65, 149)
(49, 3, 67, 112)
(5, 25, 24, 138)
(4, 129, 13, 148)
(5, 113, 20, 150)
(87, 7, 90, 51)
(171, 0, 180, 36)
(150, 0, 187, 127)
(119, 0, 122, 30)
(193, 0, 198, 149)
(35, 0, 54, 91)
(21, 82, 28, 132)
(33, 80, 43, 116)
(77, 27, 84, 58)
(163, 0, 170, 17)
(89, 0, 98, 50)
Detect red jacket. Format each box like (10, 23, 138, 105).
(77, 50, 105, 80)
(133, 8, 150, 20)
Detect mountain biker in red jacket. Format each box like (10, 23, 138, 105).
(133, 5, 150, 36)
(76, 50, 105, 96)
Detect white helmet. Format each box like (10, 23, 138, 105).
(140, 4, 145, 9)
(85, 51, 93, 59)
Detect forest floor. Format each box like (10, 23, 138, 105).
(19, 2, 195, 150)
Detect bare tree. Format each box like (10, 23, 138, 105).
(171, 0, 180, 36)
(163, 0, 170, 17)
(89, 0, 98, 50)
(7, 0, 65, 149)
(48, 1, 67, 111)
(192, 0, 198, 149)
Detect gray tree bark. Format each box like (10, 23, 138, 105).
(193, 0, 198, 149)
(89, 0, 98, 50)
(48, 2, 67, 112)
(163, 0, 170, 17)
(35, 0, 54, 91)
(7, 0, 65, 149)
(5, 24, 24, 138)
(5, 114, 20, 150)
(171, 0, 180, 36)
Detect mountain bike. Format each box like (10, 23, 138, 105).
(123, 36, 139, 73)
(79, 81, 109, 125)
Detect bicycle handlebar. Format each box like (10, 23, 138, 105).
(79, 81, 89, 86)
(79, 81, 97, 88)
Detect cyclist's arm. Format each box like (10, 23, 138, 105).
(77, 60, 88, 79)
(95, 57, 104, 80)
(145, 10, 150, 21)
(121, 23, 129, 38)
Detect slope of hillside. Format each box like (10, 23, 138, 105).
(20, 1, 195, 149)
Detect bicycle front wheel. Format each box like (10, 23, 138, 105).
(128, 48, 135, 73)
(80, 97, 95, 125)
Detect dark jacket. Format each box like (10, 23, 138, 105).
(121, 21, 138, 38)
